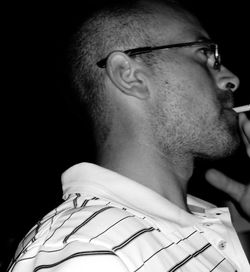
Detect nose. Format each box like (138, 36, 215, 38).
(216, 66, 240, 92)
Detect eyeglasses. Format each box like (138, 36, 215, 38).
(96, 40, 221, 70)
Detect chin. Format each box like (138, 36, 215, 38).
(211, 110, 241, 157)
(194, 114, 241, 160)
(198, 127, 241, 161)
(217, 135, 240, 158)
(219, 114, 241, 156)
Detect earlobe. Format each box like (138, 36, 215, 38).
(106, 52, 150, 100)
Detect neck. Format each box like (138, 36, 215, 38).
(97, 134, 194, 212)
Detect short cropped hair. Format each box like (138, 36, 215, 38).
(71, 0, 183, 144)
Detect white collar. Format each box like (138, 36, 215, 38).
(62, 162, 216, 227)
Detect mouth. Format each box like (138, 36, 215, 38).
(223, 105, 235, 112)
(221, 97, 234, 110)
(223, 107, 237, 115)
(218, 92, 235, 112)
(220, 102, 236, 116)
(221, 107, 238, 123)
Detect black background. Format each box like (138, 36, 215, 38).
(2, 1, 250, 270)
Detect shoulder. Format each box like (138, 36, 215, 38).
(9, 240, 129, 272)
(10, 195, 153, 271)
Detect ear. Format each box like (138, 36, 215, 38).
(106, 51, 150, 100)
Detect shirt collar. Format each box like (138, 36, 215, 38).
(62, 162, 215, 226)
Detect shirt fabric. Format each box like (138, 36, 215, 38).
(8, 162, 250, 272)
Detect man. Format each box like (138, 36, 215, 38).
(8, 0, 250, 271)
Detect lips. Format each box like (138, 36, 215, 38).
(223, 104, 234, 110)
(217, 90, 235, 110)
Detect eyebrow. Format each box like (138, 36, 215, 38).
(196, 36, 213, 43)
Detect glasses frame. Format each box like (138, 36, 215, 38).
(96, 40, 221, 70)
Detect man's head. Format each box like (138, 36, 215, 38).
(72, 0, 240, 160)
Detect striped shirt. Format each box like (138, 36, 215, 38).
(8, 163, 250, 271)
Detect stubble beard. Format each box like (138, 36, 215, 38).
(149, 104, 241, 163)
(194, 110, 241, 160)
(148, 79, 241, 163)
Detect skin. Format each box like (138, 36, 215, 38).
(97, 2, 250, 218)
(205, 113, 250, 219)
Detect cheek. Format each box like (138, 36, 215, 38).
(155, 62, 219, 119)
(164, 84, 221, 138)
(171, 67, 218, 114)
(171, 80, 215, 115)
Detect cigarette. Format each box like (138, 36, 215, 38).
(233, 104, 250, 113)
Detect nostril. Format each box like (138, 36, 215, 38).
(226, 82, 235, 90)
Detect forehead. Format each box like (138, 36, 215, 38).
(147, 4, 210, 44)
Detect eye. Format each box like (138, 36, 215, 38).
(198, 45, 213, 58)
